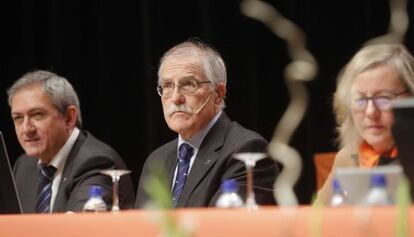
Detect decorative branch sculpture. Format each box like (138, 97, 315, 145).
(241, 0, 318, 206)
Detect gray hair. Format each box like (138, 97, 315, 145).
(158, 39, 227, 110)
(334, 44, 414, 149)
(7, 70, 83, 127)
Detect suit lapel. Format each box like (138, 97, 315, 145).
(165, 140, 179, 189)
(178, 113, 230, 206)
(26, 163, 41, 212)
(52, 131, 86, 212)
(15, 157, 42, 212)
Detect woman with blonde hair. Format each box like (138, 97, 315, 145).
(316, 44, 414, 204)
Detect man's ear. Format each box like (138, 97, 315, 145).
(65, 105, 78, 128)
(215, 83, 226, 105)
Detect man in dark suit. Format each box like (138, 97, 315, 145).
(8, 70, 135, 213)
(135, 40, 279, 208)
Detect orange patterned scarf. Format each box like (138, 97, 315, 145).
(358, 142, 398, 168)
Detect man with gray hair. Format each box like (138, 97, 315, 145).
(135, 39, 279, 208)
(9, 70, 135, 213)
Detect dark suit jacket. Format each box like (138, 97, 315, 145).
(135, 113, 279, 208)
(13, 130, 135, 213)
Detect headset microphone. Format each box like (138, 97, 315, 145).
(195, 94, 212, 114)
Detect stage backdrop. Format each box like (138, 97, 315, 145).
(0, 0, 412, 203)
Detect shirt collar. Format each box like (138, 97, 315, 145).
(358, 141, 398, 168)
(178, 110, 222, 150)
(38, 127, 80, 169)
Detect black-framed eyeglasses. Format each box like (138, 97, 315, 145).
(351, 90, 409, 111)
(157, 80, 211, 97)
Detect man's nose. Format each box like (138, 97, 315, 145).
(22, 117, 36, 132)
(171, 86, 185, 104)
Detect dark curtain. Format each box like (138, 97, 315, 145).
(0, 0, 412, 203)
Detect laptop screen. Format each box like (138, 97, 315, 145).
(0, 131, 23, 214)
(393, 97, 414, 199)
(333, 166, 403, 205)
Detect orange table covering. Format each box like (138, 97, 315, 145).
(0, 206, 413, 237)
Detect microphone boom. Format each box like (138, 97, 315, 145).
(195, 94, 212, 114)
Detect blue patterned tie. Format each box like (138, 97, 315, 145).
(35, 164, 57, 213)
(172, 143, 194, 207)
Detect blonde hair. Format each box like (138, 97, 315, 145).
(334, 44, 414, 149)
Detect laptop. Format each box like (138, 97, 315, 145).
(0, 131, 23, 214)
(333, 166, 403, 205)
(392, 97, 414, 199)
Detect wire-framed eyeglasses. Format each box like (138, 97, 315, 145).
(157, 79, 211, 97)
(351, 90, 409, 111)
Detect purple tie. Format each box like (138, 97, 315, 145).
(35, 164, 56, 213)
(172, 143, 194, 207)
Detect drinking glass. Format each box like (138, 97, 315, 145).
(100, 169, 131, 212)
(233, 152, 267, 210)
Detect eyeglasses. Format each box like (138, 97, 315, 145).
(351, 90, 409, 111)
(157, 79, 211, 97)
